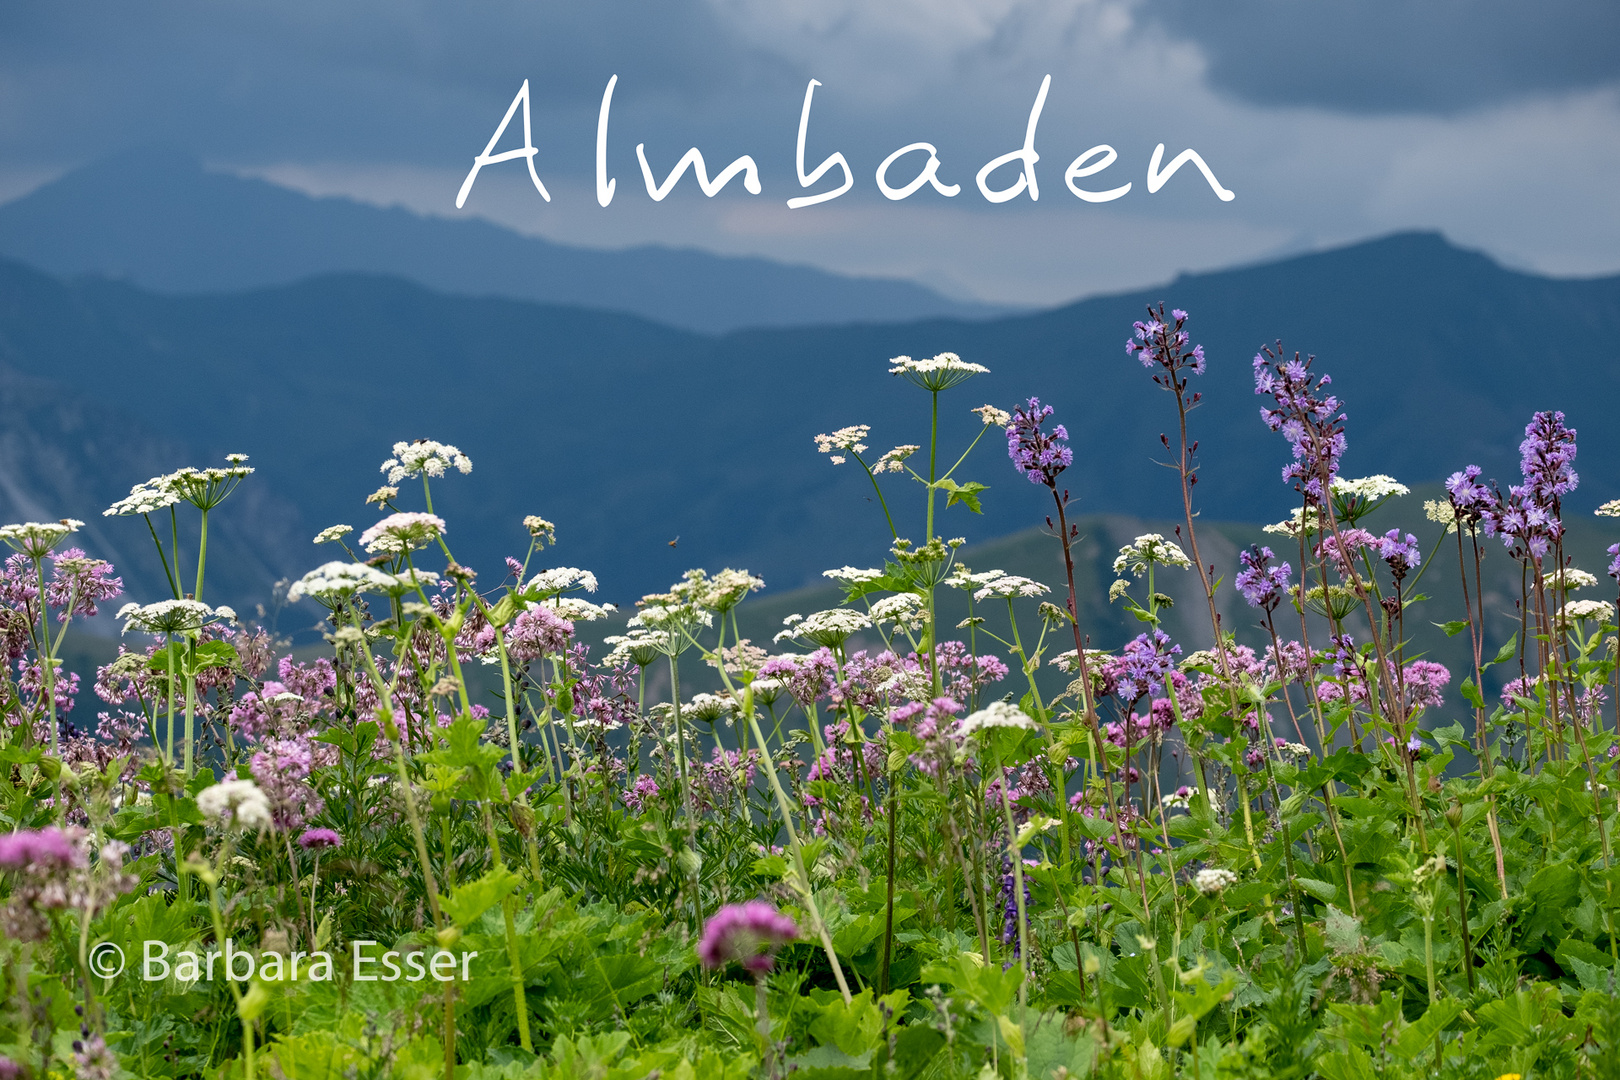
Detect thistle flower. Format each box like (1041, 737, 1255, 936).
(889, 352, 988, 391)
(0, 519, 84, 560)
(287, 561, 397, 605)
(196, 778, 273, 831)
(697, 901, 800, 973)
(1236, 545, 1291, 611)
(1518, 410, 1578, 506)
(297, 828, 342, 851)
(1113, 533, 1191, 577)
(313, 525, 353, 544)
(814, 425, 870, 465)
(46, 550, 122, 619)
(358, 512, 446, 555)
(380, 440, 472, 484)
(1253, 343, 1346, 502)
(1006, 398, 1071, 488)
(1195, 867, 1237, 894)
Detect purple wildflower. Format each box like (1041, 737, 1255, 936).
(1115, 630, 1180, 701)
(1006, 398, 1072, 488)
(697, 901, 800, 973)
(0, 827, 83, 871)
(1125, 304, 1207, 388)
(1253, 344, 1347, 502)
(622, 773, 659, 813)
(1236, 545, 1292, 611)
(45, 548, 122, 620)
(1608, 542, 1620, 581)
(1446, 465, 1493, 522)
(1000, 856, 1033, 957)
(1519, 411, 1578, 506)
(1315, 528, 1377, 576)
(296, 828, 342, 851)
(1401, 660, 1449, 711)
(1378, 530, 1421, 579)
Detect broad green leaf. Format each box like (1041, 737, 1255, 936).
(440, 864, 520, 928)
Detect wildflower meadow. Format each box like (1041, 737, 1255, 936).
(4, 306, 1620, 1079)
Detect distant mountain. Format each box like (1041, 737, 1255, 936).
(0, 231, 1615, 618)
(0, 148, 1010, 334)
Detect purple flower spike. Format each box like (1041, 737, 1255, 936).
(697, 900, 800, 973)
(1519, 411, 1578, 506)
(297, 828, 342, 851)
(1126, 304, 1206, 388)
(1253, 343, 1346, 503)
(1236, 545, 1292, 611)
(1007, 398, 1072, 488)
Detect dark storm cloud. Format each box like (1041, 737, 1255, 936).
(0, 1, 794, 162)
(1140, 0, 1620, 113)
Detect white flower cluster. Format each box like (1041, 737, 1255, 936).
(287, 561, 398, 604)
(814, 425, 871, 466)
(870, 592, 929, 631)
(874, 445, 919, 474)
(541, 597, 616, 621)
(1263, 507, 1322, 538)
(1195, 867, 1238, 894)
(105, 459, 253, 517)
(0, 519, 85, 558)
(1279, 742, 1313, 760)
(603, 628, 667, 666)
(118, 599, 235, 635)
(1332, 475, 1409, 501)
(889, 352, 989, 391)
(1112, 533, 1191, 577)
(1544, 567, 1598, 592)
(1562, 600, 1615, 624)
(823, 566, 884, 586)
(313, 525, 353, 545)
(774, 608, 871, 646)
(526, 567, 599, 595)
(380, 440, 472, 484)
(686, 568, 764, 612)
(1423, 500, 1457, 529)
(1049, 648, 1110, 674)
(1161, 788, 1198, 810)
(973, 573, 1050, 602)
(359, 512, 446, 555)
(196, 778, 272, 831)
(972, 404, 1012, 427)
(1598, 500, 1620, 519)
(958, 700, 1036, 736)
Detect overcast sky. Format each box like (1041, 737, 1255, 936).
(2, 0, 1617, 305)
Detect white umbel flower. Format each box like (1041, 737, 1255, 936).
(1113, 534, 1191, 577)
(196, 778, 272, 831)
(1562, 600, 1615, 624)
(118, 599, 233, 635)
(0, 519, 84, 559)
(541, 598, 616, 622)
(1545, 568, 1599, 592)
(359, 512, 446, 555)
(525, 567, 599, 596)
(380, 440, 472, 484)
(1332, 475, 1409, 501)
(870, 592, 929, 631)
(823, 566, 884, 585)
(814, 425, 870, 465)
(1597, 500, 1620, 518)
(287, 561, 397, 604)
(1263, 507, 1322, 538)
(1195, 867, 1238, 894)
(972, 404, 1011, 427)
(773, 608, 871, 647)
(313, 525, 353, 545)
(958, 700, 1036, 736)
(972, 574, 1050, 602)
(889, 352, 989, 391)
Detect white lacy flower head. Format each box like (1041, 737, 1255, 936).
(118, 599, 233, 635)
(824, 566, 885, 586)
(1280, 742, 1312, 760)
(870, 592, 929, 631)
(973, 574, 1050, 602)
(105, 474, 185, 517)
(1195, 867, 1238, 894)
(604, 628, 667, 666)
(1049, 648, 1111, 674)
(1597, 500, 1620, 518)
(571, 715, 623, 735)
(814, 425, 870, 465)
(1112, 534, 1191, 577)
(1423, 500, 1457, 530)
(686, 568, 764, 612)
(287, 561, 398, 604)
(523, 515, 558, 544)
(1562, 599, 1615, 624)
(196, 778, 272, 831)
(972, 404, 1011, 427)
(0, 519, 85, 559)
(773, 608, 871, 647)
(359, 512, 446, 555)
(1263, 506, 1322, 538)
(684, 692, 737, 723)
(526, 567, 599, 596)
(313, 525, 353, 545)
(1108, 579, 1132, 603)
(1545, 568, 1599, 592)
(380, 440, 472, 484)
(958, 700, 1036, 736)
(166, 459, 255, 510)
(1332, 475, 1409, 502)
(874, 445, 920, 474)
(379, 567, 441, 597)
(889, 352, 989, 391)
(541, 598, 616, 622)
(631, 601, 712, 637)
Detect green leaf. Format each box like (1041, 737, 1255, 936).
(486, 592, 523, 629)
(1487, 633, 1518, 667)
(1459, 676, 1484, 709)
(936, 478, 988, 514)
(1295, 877, 1338, 903)
(1437, 620, 1470, 637)
(1325, 905, 1362, 955)
(440, 864, 520, 928)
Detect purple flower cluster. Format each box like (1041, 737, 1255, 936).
(1113, 630, 1180, 701)
(1125, 305, 1207, 389)
(622, 773, 659, 812)
(0, 826, 83, 871)
(1315, 528, 1376, 576)
(1252, 345, 1346, 502)
(999, 856, 1033, 958)
(697, 900, 799, 973)
(1236, 545, 1292, 611)
(1464, 411, 1579, 563)
(1378, 530, 1421, 578)
(249, 736, 326, 832)
(297, 828, 342, 851)
(1446, 465, 1492, 521)
(1006, 398, 1072, 488)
